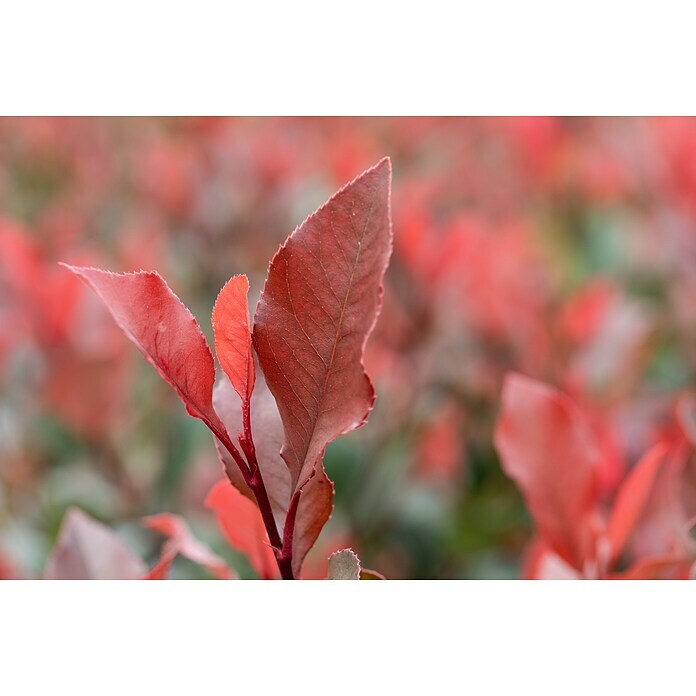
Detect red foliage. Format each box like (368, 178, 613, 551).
(496, 373, 696, 579)
(59, 159, 393, 580)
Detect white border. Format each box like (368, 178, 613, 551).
(1, 581, 693, 694)
(1, 1, 695, 114)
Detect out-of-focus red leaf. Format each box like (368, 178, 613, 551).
(416, 401, 464, 483)
(142, 513, 234, 580)
(360, 568, 386, 580)
(205, 480, 278, 579)
(61, 265, 227, 435)
(628, 440, 694, 560)
(606, 442, 668, 564)
(212, 274, 255, 411)
(252, 157, 392, 492)
(494, 373, 600, 571)
(521, 539, 582, 579)
(610, 554, 692, 580)
(44, 508, 146, 580)
(0, 546, 17, 579)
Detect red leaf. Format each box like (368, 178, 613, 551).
(205, 480, 278, 579)
(610, 553, 692, 580)
(290, 463, 334, 578)
(44, 508, 146, 580)
(60, 265, 227, 436)
(143, 513, 234, 580)
(606, 442, 668, 564)
(212, 274, 255, 411)
(253, 157, 392, 493)
(494, 373, 600, 570)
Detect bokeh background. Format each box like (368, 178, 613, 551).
(2, 117, 696, 579)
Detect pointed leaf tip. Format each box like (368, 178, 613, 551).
(253, 158, 393, 492)
(212, 273, 256, 409)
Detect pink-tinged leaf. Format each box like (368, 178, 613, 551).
(494, 373, 600, 571)
(253, 158, 392, 491)
(60, 265, 226, 435)
(142, 513, 234, 580)
(606, 442, 668, 564)
(212, 274, 255, 410)
(327, 548, 361, 580)
(213, 374, 290, 521)
(205, 480, 278, 579)
(213, 374, 334, 577)
(44, 508, 146, 580)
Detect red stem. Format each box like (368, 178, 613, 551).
(214, 425, 295, 580)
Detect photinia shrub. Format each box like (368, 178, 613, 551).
(59, 158, 392, 580)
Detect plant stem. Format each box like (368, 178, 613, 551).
(216, 428, 295, 580)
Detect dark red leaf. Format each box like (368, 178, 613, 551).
(494, 373, 600, 570)
(44, 508, 146, 580)
(291, 463, 334, 578)
(61, 265, 227, 436)
(253, 157, 392, 493)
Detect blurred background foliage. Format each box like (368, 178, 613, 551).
(2, 117, 696, 578)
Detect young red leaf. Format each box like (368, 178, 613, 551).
(494, 373, 600, 571)
(212, 274, 255, 411)
(45, 508, 147, 580)
(253, 157, 392, 493)
(143, 513, 234, 580)
(205, 480, 278, 579)
(60, 265, 227, 436)
(606, 442, 668, 564)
